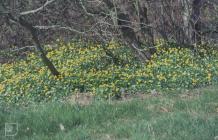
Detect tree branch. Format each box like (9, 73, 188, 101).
(20, 0, 56, 16)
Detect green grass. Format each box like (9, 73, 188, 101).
(0, 87, 218, 140)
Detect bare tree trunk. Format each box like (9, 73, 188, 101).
(103, 0, 155, 62)
(190, 0, 205, 45)
(181, 0, 192, 44)
(139, 3, 155, 46)
(7, 14, 60, 76)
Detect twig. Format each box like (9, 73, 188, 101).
(20, 0, 56, 16)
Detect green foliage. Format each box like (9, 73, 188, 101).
(1, 40, 218, 104)
(0, 87, 218, 140)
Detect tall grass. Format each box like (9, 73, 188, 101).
(0, 87, 218, 140)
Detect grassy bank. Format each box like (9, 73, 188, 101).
(0, 87, 218, 140)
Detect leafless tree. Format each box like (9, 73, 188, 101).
(1, 0, 60, 76)
(0, 0, 218, 65)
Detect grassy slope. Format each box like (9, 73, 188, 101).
(0, 87, 218, 140)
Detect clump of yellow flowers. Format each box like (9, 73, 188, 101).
(1, 40, 218, 104)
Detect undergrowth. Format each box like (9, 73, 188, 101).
(0, 40, 218, 105)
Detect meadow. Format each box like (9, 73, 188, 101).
(1, 0, 218, 139)
(0, 41, 218, 139)
(0, 86, 218, 140)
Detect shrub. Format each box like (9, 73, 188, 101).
(1, 40, 218, 104)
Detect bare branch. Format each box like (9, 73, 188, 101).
(20, 0, 56, 16)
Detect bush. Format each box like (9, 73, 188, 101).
(1, 40, 218, 104)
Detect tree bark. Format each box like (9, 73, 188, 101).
(138, 3, 155, 46)
(7, 14, 60, 76)
(117, 12, 155, 61)
(190, 0, 206, 45)
(103, 0, 156, 62)
(181, 0, 192, 44)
